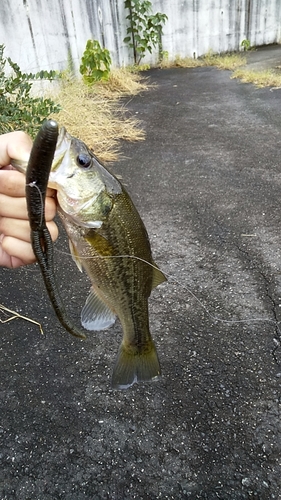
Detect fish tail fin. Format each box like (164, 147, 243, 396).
(111, 342, 161, 390)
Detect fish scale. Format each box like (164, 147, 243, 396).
(12, 124, 167, 389)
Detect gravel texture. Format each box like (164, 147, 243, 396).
(1, 47, 281, 499)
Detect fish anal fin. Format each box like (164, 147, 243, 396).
(111, 341, 161, 389)
(81, 288, 116, 331)
(151, 263, 167, 289)
(69, 239, 83, 272)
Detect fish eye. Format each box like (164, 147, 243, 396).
(76, 154, 92, 168)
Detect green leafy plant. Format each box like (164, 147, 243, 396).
(0, 44, 61, 137)
(79, 40, 112, 84)
(124, 0, 168, 65)
(159, 50, 169, 67)
(241, 39, 251, 51)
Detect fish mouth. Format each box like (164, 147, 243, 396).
(54, 126, 73, 156)
(51, 127, 72, 173)
(56, 126, 67, 149)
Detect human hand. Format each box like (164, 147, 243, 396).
(0, 131, 59, 268)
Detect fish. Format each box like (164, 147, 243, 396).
(13, 123, 166, 389)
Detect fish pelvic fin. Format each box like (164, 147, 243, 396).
(111, 341, 161, 390)
(81, 287, 116, 331)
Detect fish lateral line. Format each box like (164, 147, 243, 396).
(53, 248, 281, 330)
(25, 180, 281, 330)
(11, 123, 281, 389)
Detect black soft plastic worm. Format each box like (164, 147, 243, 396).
(26, 119, 86, 339)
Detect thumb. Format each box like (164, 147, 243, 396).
(0, 131, 32, 167)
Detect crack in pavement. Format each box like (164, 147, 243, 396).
(235, 241, 281, 365)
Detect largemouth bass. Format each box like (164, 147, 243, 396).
(13, 125, 166, 389)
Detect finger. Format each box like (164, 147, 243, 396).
(0, 235, 36, 266)
(0, 235, 28, 268)
(46, 188, 56, 197)
(0, 195, 28, 219)
(0, 247, 27, 269)
(0, 170, 26, 197)
(45, 196, 57, 221)
(0, 218, 31, 241)
(0, 254, 27, 269)
(0, 219, 59, 268)
(0, 194, 57, 221)
(0, 170, 56, 198)
(0, 218, 59, 243)
(0, 131, 32, 167)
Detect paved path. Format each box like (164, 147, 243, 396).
(1, 46, 281, 499)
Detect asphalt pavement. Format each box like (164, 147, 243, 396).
(1, 45, 281, 499)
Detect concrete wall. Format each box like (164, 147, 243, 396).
(1, 0, 281, 74)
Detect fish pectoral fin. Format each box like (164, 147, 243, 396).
(69, 239, 83, 272)
(111, 342, 161, 390)
(151, 263, 167, 289)
(81, 288, 116, 331)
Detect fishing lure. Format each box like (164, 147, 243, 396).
(26, 119, 86, 339)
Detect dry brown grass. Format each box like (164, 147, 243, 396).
(165, 51, 281, 89)
(0, 304, 43, 334)
(49, 52, 279, 164)
(160, 55, 203, 69)
(202, 51, 246, 70)
(231, 68, 281, 88)
(94, 68, 151, 98)
(159, 52, 246, 71)
(49, 69, 149, 162)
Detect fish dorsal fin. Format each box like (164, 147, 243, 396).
(81, 287, 116, 331)
(69, 239, 83, 273)
(151, 263, 167, 289)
